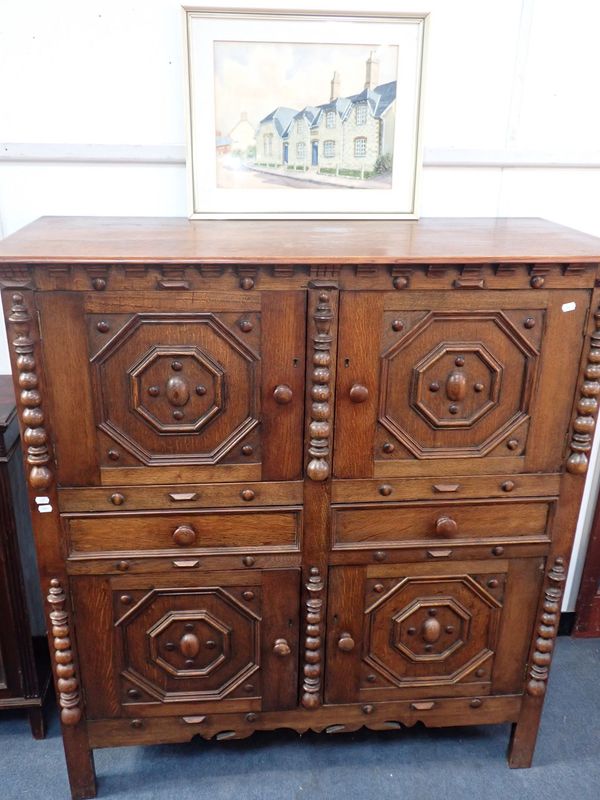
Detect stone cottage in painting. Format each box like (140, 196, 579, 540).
(256, 53, 396, 176)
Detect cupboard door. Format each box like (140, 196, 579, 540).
(333, 290, 589, 479)
(70, 568, 300, 718)
(37, 290, 306, 486)
(325, 558, 543, 704)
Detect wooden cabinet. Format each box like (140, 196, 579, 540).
(0, 374, 50, 738)
(1, 216, 599, 798)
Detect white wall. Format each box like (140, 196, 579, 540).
(1, 0, 600, 609)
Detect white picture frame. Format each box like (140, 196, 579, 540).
(183, 6, 429, 219)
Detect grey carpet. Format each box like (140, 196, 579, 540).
(1, 637, 599, 800)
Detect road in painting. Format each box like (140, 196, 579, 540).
(213, 41, 398, 189)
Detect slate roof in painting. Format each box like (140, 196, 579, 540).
(347, 81, 397, 117)
(259, 106, 298, 136)
(318, 97, 353, 118)
(294, 106, 320, 126)
(259, 81, 396, 137)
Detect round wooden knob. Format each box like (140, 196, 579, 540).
(172, 525, 196, 546)
(241, 489, 255, 501)
(422, 617, 442, 643)
(435, 516, 458, 537)
(337, 632, 355, 652)
(273, 384, 293, 404)
(349, 384, 369, 403)
(273, 638, 291, 657)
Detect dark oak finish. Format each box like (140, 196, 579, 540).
(0, 374, 50, 738)
(1, 216, 599, 797)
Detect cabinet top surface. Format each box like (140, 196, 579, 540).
(0, 216, 599, 265)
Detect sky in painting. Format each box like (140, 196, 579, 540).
(214, 41, 398, 136)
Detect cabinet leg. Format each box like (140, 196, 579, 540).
(62, 728, 97, 800)
(507, 703, 543, 768)
(28, 707, 46, 740)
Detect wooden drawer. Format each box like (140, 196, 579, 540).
(64, 507, 301, 556)
(331, 499, 552, 550)
(58, 480, 303, 513)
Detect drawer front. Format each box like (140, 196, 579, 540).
(65, 508, 301, 556)
(332, 500, 552, 550)
(334, 289, 588, 479)
(325, 558, 544, 704)
(331, 473, 560, 504)
(37, 290, 306, 487)
(70, 568, 300, 718)
(58, 480, 303, 513)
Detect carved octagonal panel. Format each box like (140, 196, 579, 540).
(392, 596, 471, 662)
(380, 311, 539, 458)
(130, 345, 224, 434)
(116, 587, 260, 703)
(91, 313, 259, 465)
(413, 343, 502, 428)
(364, 575, 501, 688)
(148, 609, 230, 678)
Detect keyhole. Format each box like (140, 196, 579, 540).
(292, 357, 299, 367)
(344, 358, 350, 368)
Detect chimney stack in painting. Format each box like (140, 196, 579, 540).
(364, 51, 379, 90)
(330, 70, 340, 101)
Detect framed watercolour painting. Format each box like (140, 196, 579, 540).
(183, 7, 428, 219)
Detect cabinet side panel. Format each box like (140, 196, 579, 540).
(1, 285, 96, 793)
(527, 290, 589, 472)
(509, 288, 600, 768)
(37, 292, 98, 486)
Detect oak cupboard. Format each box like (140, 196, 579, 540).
(1, 216, 599, 799)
